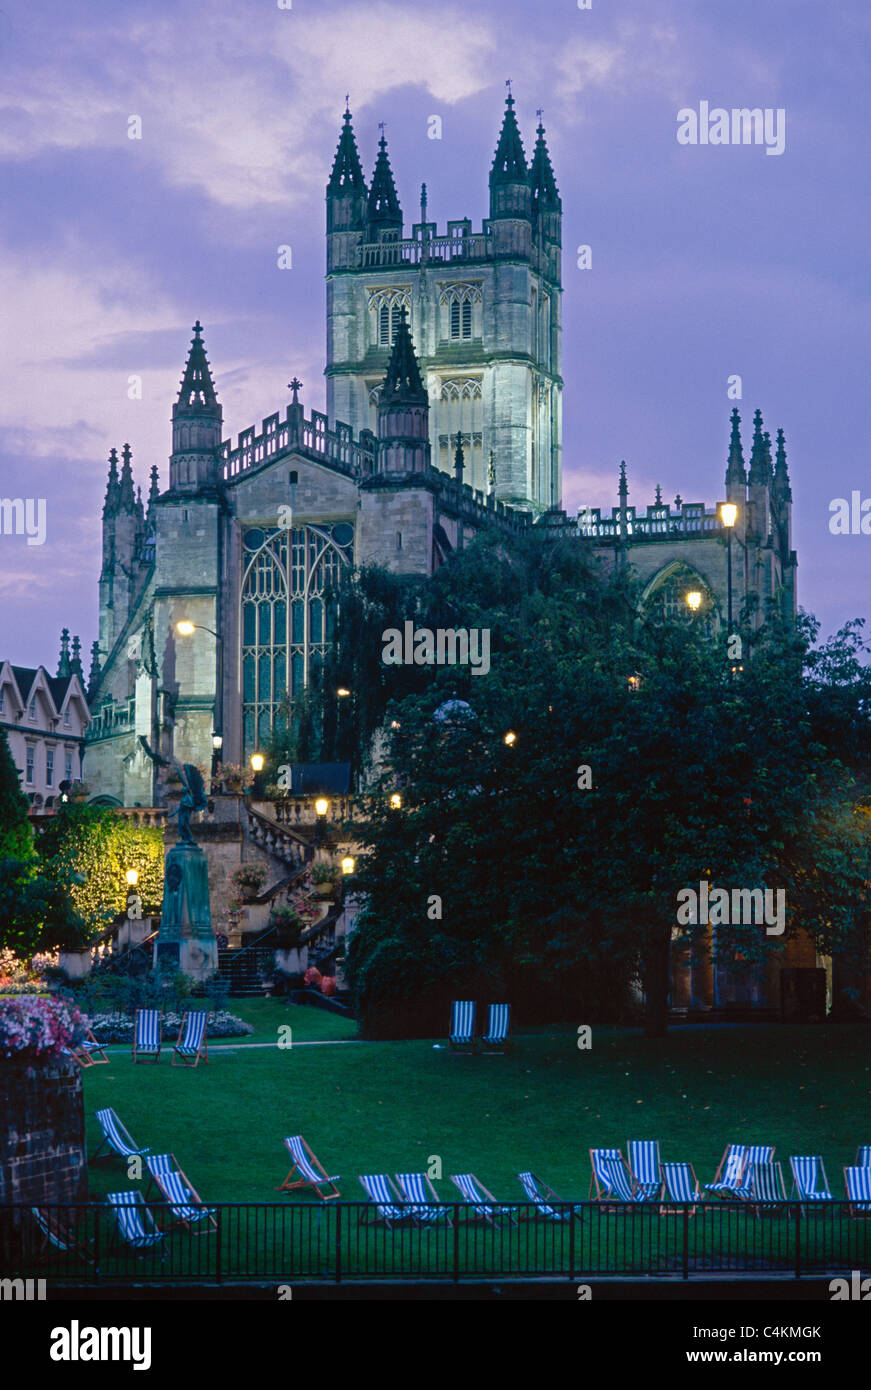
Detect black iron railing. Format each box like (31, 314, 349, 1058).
(2, 1200, 870, 1285)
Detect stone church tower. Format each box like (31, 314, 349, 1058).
(325, 94, 562, 510)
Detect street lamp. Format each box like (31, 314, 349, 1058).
(341, 855, 355, 876)
(719, 502, 738, 637)
(685, 590, 703, 613)
(125, 868, 139, 887)
(336, 687, 351, 698)
(389, 793, 402, 810)
(176, 619, 224, 778)
(503, 731, 517, 746)
(250, 753, 265, 798)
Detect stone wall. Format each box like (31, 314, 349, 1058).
(0, 1056, 87, 1259)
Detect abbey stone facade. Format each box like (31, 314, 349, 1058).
(84, 93, 797, 810)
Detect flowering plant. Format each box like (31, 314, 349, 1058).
(0, 995, 88, 1059)
(320, 976, 337, 997)
(304, 967, 322, 987)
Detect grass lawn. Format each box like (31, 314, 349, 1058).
(83, 1012, 871, 1205)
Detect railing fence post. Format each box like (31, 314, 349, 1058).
(682, 1205, 689, 1279)
(453, 1205, 460, 1283)
(569, 1204, 575, 1282)
(215, 1206, 222, 1285)
(794, 1201, 801, 1281)
(335, 1204, 342, 1285)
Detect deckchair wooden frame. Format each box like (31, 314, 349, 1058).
(449, 1173, 519, 1227)
(171, 1010, 209, 1067)
(275, 1135, 341, 1200)
(357, 1173, 411, 1228)
(30, 1206, 96, 1266)
(659, 1161, 701, 1217)
(844, 1166, 871, 1219)
(146, 1156, 218, 1234)
(788, 1155, 833, 1203)
(67, 1028, 109, 1068)
(395, 1171, 454, 1227)
(589, 1147, 633, 1201)
(132, 1008, 162, 1065)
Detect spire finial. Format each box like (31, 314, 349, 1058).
(453, 431, 465, 484)
(344, 93, 350, 115)
(288, 377, 303, 405)
(654, 483, 662, 506)
(505, 78, 513, 104)
(57, 628, 71, 679)
(192, 320, 203, 337)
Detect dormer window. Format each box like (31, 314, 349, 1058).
(63, 706, 71, 727)
(0, 688, 4, 714)
(28, 697, 36, 721)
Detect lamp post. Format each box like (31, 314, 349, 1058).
(315, 796, 329, 847)
(176, 620, 224, 780)
(719, 502, 738, 637)
(250, 752, 265, 799)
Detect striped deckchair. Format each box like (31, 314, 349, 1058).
(449, 1000, 476, 1051)
(789, 1156, 833, 1203)
(132, 1008, 161, 1064)
(660, 1162, 701, 1216)
(64, 1028, 109, 1068)
(518, 1171, 581, 1222)
(450, 1173, 517, 1226)
(735, 1146, 775, 1200)
(358, 1174, 408, 1227)
(107, 1192, 166, 1252)
(480, 1003, 511, 1053)
(145, 1155, 217, 1233)
(628, 1141, 662, 1199)
(856, 1146, 871, 1167)
(590, 1149, 647, 1204)
(92, 1108, 151, 1162)
(172, 1011, 209, 1067)
(276, 1136, 340, 1200)
(749, 1162, 788, 1217)
(844, 1166, 871, 1217)
(395, 1172, 453, 1225)
(704, 1144, 747, 1197)
(30, 1207, 95, 1265)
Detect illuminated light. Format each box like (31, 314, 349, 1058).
(250, 753, 265, 773)
(389, 793, 402, 810)
(176, 620, 196, 636)
(720, 502, 738, 528)
(337, 687, 351, 698)
(685, 590, 703, 612)
(503, 731, 517, 746)
(211, 732, 223, 751)
(627, 674, 642, 692)
(315, 798, 329, 817)
(125, 868, 139, 887)
(341, 856, 355, 875)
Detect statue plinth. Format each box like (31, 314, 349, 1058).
(155, 841, 217, 981)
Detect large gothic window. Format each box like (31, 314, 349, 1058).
(368, 288, 411, 347)
(439, 283, 482, 342)
(240, 523, 354, 758)
(643, 563, 718, 632)
(437, 377, 484, 489)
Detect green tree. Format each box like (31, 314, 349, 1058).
(36, 804, 164, 935)
(0, 729, 33, 860)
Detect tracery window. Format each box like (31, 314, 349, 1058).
(240, 523, 354, 758)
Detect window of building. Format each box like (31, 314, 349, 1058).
(378, 302, 404, 346)
(65, 751, 73, 782)
(46, 748, 54, 786)
(63, 706, 71, 727)
(25, 746, 34, 784)
(440, 284, 482, 342)
(0, 687, 4, 713)
(240, 523, 354, 761)
(369, 289, 411, 348)
(289, 471, 298, 485)
(396, 532, 402, 551)
(28, 697, 36, 721)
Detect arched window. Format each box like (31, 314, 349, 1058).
(437, 377, 484, 488)
(642, 563, 719, 631)
(240, 523, 354, 759)
(440, 283, 482, 342)
(368, 288, 411, 347)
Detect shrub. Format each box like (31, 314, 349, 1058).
(0, 995, 88, 1058)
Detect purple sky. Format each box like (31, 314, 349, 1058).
(1, 0, 869, 667)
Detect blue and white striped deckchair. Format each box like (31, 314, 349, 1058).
(276, 1135, 341, 1199)
(107, 1192, 165, 1252)
(450, 1173, 517, 1226)
(449, 1000, 476, 1051)
(590, 1149, 646, 1203)
(145, 1156, 217, 1233)
(63, 1029, 109, 1068)
(660, 1162, 701, 1215)
(481, 1003, 511, 1052)
(395, 1172, 453, 1225)
(518, 1171, 581, 1221)
(748, 1162, 788, 1217)
(132, 1008, 161, 1064)
(844, 1167, 871, 1217)
(628, 1141, 662, 1199)
(704, 1144, 747, 1197)
(92, 1108, 151, 1162)
(735, 1146, 775, 1200)
(30, 1207, 95, 1265)
(358, 1174, 408, 1227)
(172, 1011, 208, 1067)
(856, 1146, 871, 1167)
(789, 1156, 833, 1202)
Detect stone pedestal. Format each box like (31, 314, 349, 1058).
(154, 840, 217, 981)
